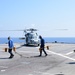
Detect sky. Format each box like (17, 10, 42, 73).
(0, 0, 75, 37)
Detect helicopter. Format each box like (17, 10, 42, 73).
(21, 28, 68, 46)
(20, 28, 40, 46)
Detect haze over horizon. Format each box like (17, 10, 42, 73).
(0, 0, 75, 37)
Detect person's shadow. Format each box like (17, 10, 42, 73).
(67, 62, 75, 64)
(31, 55, 47, 58)
(0, 57, 9, 59)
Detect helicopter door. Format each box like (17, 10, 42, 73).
(25, 33, 32, 45)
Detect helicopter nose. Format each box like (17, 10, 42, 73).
(30, 40, 33, 43)
(30, 39, 35, 43)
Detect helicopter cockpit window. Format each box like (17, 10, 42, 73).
(26, 33, 32, 39)
(26, 33, 38, 39)
(31, 34, 37, 39)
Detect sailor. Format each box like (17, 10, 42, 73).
(39, 35, 48, 57)
(8, 37, 14, 58)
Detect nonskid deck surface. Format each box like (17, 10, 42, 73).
(0, 43, 75, 75)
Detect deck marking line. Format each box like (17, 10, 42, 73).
(1, 70, 6, 72)
(65, 51, 73, 55)
(47, 50, 75, 61)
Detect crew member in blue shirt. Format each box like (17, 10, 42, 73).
(39, 35, 47, 57)
(8, 37, 14, 58)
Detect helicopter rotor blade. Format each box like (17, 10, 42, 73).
(55, 29, 68, 31)
(19, 37, 25, 40)
(26, 28, 37, 31)
(0, 30, 24, 31)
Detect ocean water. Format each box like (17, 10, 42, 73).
(0, 38, 25, 44)
(44, 37, 75, 44)
(0, 37, 75, 44)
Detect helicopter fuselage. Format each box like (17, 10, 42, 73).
(25, 32, 40, 46)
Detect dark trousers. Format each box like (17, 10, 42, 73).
(40, 47, 47, 56)
(8, 49, 14, 57)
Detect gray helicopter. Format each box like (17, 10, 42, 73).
(23, 28, 40, 46)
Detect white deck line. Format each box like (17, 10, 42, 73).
(65, 51, 73, 55)
(47, 50, 75, 61)
(1, 70, 6, 72)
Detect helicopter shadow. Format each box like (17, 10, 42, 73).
(16, 44, 38, 50)
(15, 44, 27, 49)
(21, 44, 39, 47)
(16, 45, 24, 49)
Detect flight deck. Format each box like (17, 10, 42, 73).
(0, 43, 75, 75)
